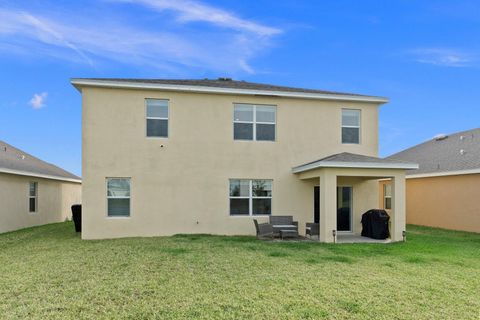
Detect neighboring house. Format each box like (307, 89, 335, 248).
(0, 141, 81, 233)
(380, 128, 480, 233)
(71, 78, 417, 242)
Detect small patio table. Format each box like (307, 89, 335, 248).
(280, 229, 298, 239)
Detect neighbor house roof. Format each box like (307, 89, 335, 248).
(71, 78, 389, 103)
(0, 140, 81, 183)
(388, 128, 480, 178)
(292, 152, 418, 173)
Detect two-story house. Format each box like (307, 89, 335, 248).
(71, 78, 417, 242)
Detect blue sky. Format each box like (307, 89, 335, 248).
(1, 0, 479, 176)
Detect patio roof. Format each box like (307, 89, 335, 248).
(292, 152, 418, 173)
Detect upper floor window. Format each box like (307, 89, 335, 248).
(342, 109, 361, 144)
(107, 178, 131, 217)
(29, 182, 37, 213)
(384, 183, 392, 210)
(146, 99, 169, 138)
(233, 104, 276, 141)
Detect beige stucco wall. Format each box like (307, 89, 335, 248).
(405, 174, 479, 233)
(380, 174, 480, 233)
(0, 172, 82, 233)
(81, 86, 383, 239)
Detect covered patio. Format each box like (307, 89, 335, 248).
(292, 153, 418, 243)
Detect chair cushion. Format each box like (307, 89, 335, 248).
(273, 224, 296, 228)
(270, 216, 294, 225)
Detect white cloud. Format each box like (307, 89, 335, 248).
(108, 0, 282, 36)
(410, 48, 474, 67)
(0, 10, 93, 66)
(0, 2, 282, 74)
(29, 92, 48, 109)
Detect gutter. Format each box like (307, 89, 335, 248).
(0, 167, 82, 183)
(406, 168, 480, 179)
(70, 79, 389, 104)
(292, 161, 419, 174)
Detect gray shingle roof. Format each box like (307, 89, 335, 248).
(388, 128, 480, 175)
(0, 140, 81, 182)
(73, 78, 384, 99)
(292, 152, 418, 173)
(314, 152, 413, 164)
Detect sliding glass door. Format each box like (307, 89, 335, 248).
(337, 186, 352, 232)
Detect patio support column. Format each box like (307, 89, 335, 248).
(319, 169, 337, 243)
(391, 174, 406, 242)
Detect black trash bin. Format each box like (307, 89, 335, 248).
(71, 204, 82, 232)
(361, 209, 390, 239)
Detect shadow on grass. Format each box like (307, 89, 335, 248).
(267, 251, 289, 257)
(298, 307, 329, 319)
(163, 248, 191, 256)
(338, 300, 362, 314)
(173, 234, 257, 244)
(404, 256, 429, 264)
(304, 255, 354, 264)
(323, 255, 355, 263)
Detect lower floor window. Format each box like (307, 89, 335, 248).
(107, 178, 131, 217)
(229, 179, 272, 215)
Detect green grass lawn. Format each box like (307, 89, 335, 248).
(0, 223, 479, 319)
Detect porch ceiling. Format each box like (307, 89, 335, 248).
(292, 152, 418, 174)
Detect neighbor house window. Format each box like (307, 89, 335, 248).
(384, 184, 392, 210)
(229, 179, 272, 215)
(233, 104, 276, 141)
(107, 178, 131, 217)
(146, 99, 169, 137)
(342, 109, 361, 144)
(29, 182, 37, 213)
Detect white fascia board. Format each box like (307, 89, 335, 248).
(0, 167, 82, 183)
(292, 161, 419, 173)
(70, 79, 389, 104)
(406, 168, 480, 179)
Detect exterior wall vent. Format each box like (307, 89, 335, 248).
(433, 134, 448, 141)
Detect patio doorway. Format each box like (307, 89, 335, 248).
(337, 186, 352, 232)
(313, 186, 353, 231)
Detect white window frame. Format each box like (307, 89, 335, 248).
(233, 104, 276, 141)
(145, 99, 169, 138)
(341, 108, 361, 144)
(106, 177, 131, 218)
(384, 184, 392, 210)
(229, 179, 273, 216)
(28, 181, 38, 213)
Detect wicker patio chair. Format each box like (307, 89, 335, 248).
(306, 223, 319, 238)
(253, 219, 274, 239)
